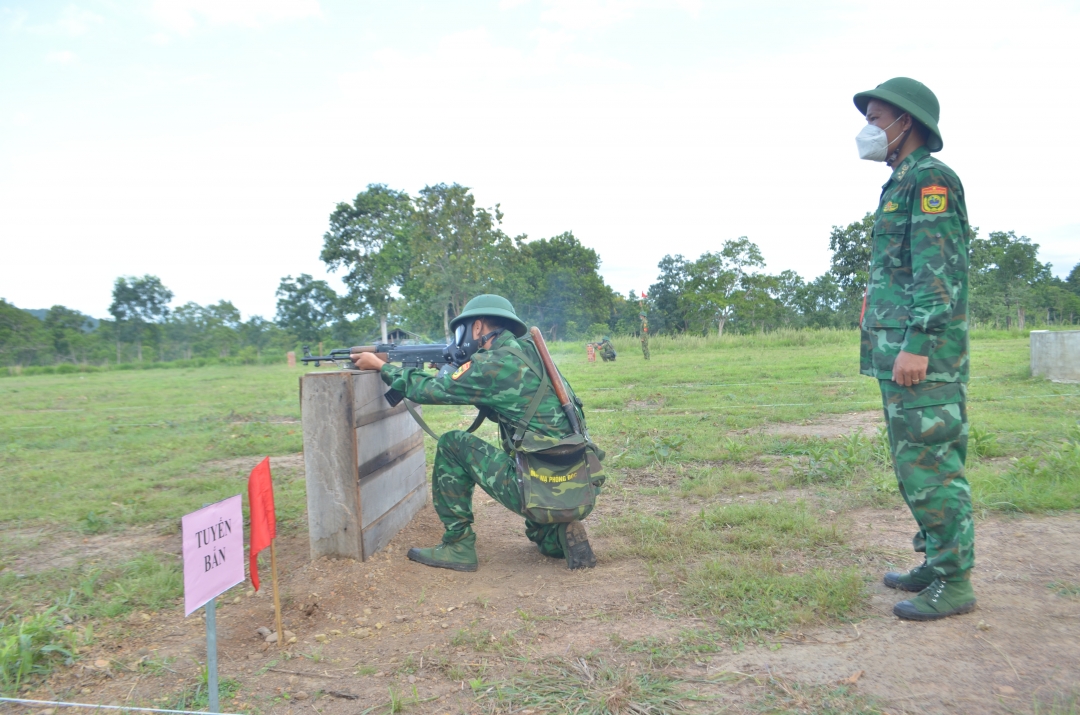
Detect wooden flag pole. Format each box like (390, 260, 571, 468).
(270, 539, 284, 648)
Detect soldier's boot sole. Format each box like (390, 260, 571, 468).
(406, 548, 478, 572)
(893, 598, 976, 621)
(561, 521, 596, 570)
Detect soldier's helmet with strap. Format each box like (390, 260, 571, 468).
(450, 294, 528, 338)
(854, 77, 943, 152)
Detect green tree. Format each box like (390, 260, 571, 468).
(1066, 262, 1080, 296)
(321, 184, 415, 342)
(240, 316, 275, 359)
(512, 232, 616, 340)
(648, 255, 690, 334)
(0, 299, 48, 366)
(970, 231, 1051, 329)
(407, 184, 520, 339)
(827, 212, 875, 326)
(109, 275, 173, 362)
(43, 305, 93, 362)
(275, 274, 339, 344)
(679, 238, 767, 336)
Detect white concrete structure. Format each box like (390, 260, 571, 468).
(1030, 330, 1080, 383)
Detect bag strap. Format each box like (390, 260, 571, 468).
(512, 378, 550, 447)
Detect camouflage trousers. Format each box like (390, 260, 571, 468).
(432, 430, 564, 558)
(879, 380, 975, 580)
(641, 338, 650, 360)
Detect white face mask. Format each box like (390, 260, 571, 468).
(855, 114, 907, 162)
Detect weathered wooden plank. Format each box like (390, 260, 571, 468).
(361, 480, 427, 559)
(357, 432, 423, 480)
(355, 407, 422, 474)
(352, 371, 392, 421)
(359, 448, 428, 526)
(301, 371, 362, 561)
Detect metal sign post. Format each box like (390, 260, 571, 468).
(205, 598, 219, 713)
(182, 496, 245, 714)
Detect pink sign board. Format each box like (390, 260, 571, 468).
(182, 495, 245, 616)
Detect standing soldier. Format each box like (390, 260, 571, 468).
(639, 311, 650, 361)
(351, 294, 604, 572)
(854, 78, 975, 620)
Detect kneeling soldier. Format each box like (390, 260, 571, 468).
(352, 294, 604, 572)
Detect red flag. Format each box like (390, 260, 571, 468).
(247, 457, 276, 591)
(641, 292, 647, 298)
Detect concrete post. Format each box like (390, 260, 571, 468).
(1030, 330, 1080, 383)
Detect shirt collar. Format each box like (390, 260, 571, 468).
(479, 329, 517, 353)
(882, 145, 930, 189)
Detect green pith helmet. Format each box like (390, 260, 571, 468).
(450, 294, 528, 337)
(603, 336, 611, 341)
(854, 77, 943, 152)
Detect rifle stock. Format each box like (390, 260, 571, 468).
(530, 327, 581, 435)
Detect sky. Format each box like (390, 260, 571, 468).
(2, 0, 1078, 320)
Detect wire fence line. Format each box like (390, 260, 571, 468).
(0, 697, 240, 715)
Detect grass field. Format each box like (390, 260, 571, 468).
(2, 329, 1079, 706)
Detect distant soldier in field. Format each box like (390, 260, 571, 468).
(853, 78, 975, 620)
(594, 336, 616, 362)
(351, 294, 604, 572)
(639, 312, 650, 360)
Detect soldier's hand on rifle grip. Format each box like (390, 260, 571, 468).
(352, 351, 387, 372)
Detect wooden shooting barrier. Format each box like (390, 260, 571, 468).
(300, 370, 428, 561)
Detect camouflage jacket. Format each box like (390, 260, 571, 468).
(860, 146, 970, 382)
(380, 331, 591, 455)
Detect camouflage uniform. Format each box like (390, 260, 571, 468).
(597, 339, 616, 362)
(640, 315, 650, 360)
(381, 331, 602, 557)
(861, 144, 974, 580)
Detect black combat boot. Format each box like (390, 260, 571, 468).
(557, 521, 596, 570)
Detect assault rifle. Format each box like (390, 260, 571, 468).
(301, 340, 470, 407)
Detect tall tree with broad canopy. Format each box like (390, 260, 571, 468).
(408, 183, 520, 340)
(970, 230, 1051, 329)
(679, 238, 767, 336)
(648, 254, 690, 334)
(109, 275, 173, 362)
(275, 274, 339, 345)
(511, 232, 614, 340)
(321, 184, 415, 342)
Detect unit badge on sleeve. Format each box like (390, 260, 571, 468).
(920, 185, 948, 214)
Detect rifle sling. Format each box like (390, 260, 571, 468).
(403, 399, 490, 442)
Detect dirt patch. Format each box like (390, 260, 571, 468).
(23, 452, 1080, 714)
(745, 410, 884, 439)
(0, 525, 177, 575)
(731, 507, 1080, 714)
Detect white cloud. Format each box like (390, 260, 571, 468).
(45, 49, 77, 64)
(539, 0, 699, 31)
(56, 4, 103, 36)
(152, 0, 322, 34)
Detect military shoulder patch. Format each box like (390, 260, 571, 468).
(451, 361, 472, 380)
(882, 201, 899, 213)
(920, 185, 948, 214)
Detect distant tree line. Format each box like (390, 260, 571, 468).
(647, 216, 1080, 336)
(2, 185, 1078, 367)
